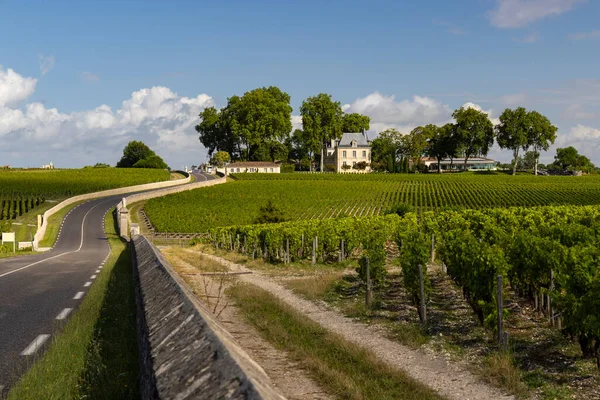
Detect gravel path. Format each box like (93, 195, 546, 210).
(197, 251, 515, 400)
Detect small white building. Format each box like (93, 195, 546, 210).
(420, 157, 497, 172)
(41, 161, 54, 169)
(225, 161, 280, 175)
(324, 132, 371, 173)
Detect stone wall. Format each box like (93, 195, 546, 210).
(131, 235, 282, 399)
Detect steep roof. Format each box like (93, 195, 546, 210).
(338, 132, 369, 147)
(227, 161, 279, 168)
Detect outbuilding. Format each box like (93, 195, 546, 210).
(225, 161, 280, 175)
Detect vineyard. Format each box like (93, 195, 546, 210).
(144, 173, 600, 233)
(208, 205, 600, 371)
(0, 168, 170, 221)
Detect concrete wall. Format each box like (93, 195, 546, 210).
(131, 235, 282, 399)
(117, 175, 226, 239)
(33, 173, 191, 250)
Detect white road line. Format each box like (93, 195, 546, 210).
(84, 281, 92, 287)
(0, 198, 115, 279)
(95, 269, 100, 273)
(90, 274, 97, 279)
(21, 334, 50, 356)
(55, 308, 73, 320)
(73, 291, 85, 300)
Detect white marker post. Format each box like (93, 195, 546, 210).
(1, 232, 16, 253)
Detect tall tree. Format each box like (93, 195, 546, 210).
(196, 86, 292, 161)
(300, 93, 343, 172)
(116, 141, 167, 169)
(426, 124, 453, 174)
(371, 128, 404, 172)
(496, 107, 530, 175)
(527, 111, 558, 175)
(452, 107, 494, 170)
(406, 125, 436, 169)
(553, 146, 595, 172)
(342, 113, 370, 132)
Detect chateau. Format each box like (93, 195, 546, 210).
(324, 132, 371, 173)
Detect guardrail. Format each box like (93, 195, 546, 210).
(33, 172, 191, 250)
(131, 235, 282, 399)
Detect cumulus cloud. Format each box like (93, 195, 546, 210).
(39, 54, 55, 76)
(489, 0, 586, 28)
(553, 124, 600, 163)
(0, 66, 214, 167)
(342, 92, 452, 133)
(562, 104, 597, 119)
(81, 71, 100, 82)
(0, 66, 37, 107)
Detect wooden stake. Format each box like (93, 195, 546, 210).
(497, 274, 504, 346)
(365, 256, 372, 307)
(419, 264, 426, 324)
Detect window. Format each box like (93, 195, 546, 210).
(270, 168, 274, 172)
(264, 168, 267, 172)
(236, 168, 240, 172)
(343, 161, 347, 166)
(362, 151, 366, 157)
(351, 140, 357, 147)
(343, 151, 347, 158)
(352, 150, 356, 158)
(353, 161, 356, 166)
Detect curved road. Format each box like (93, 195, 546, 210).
(0, 172, 215, 394)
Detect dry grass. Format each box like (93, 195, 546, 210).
(285, 273, 343, 301)
(480, 351, 529, 399)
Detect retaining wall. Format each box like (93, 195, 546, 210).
(131, 235, 282, 399)
(33, 172, 191, 250)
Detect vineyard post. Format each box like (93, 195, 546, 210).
(497, 274, 504, 346)
(430, 233, 435, 262)
(301, 234, 304, 258)
(341, 238, 345, 262)
(312, 237, 316, 266)
(286, 238, 290, 264)
(549, 269, 554, 326)
(236, 234, 240, 252)
(419, 264, 426, 324)
(229, 234, 233, 251)
(365, 256, 372, 308)
(243, 235, 247, 254)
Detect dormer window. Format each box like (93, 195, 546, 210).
(351, 140, 357, 147)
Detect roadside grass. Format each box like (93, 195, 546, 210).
(8, 209, 139, 400)
(228, 283, 446, 400)
(163, 248, 228, 273)
(169, 172, 185, 180)
(285, 273, 344, 301)
(38, 200, 88, 247)
(12, 199, 65, 242)
(480, 351, 529, 399)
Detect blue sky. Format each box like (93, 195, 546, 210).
(1, 0, 599, 168)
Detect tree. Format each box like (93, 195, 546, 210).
(342, 113, 370, 133)
(209, 151, 231, 167)
(196, 86, 292, 161)
(522, 150, 538, 170)
(353, 161, 369, 170)
(406, 125, 435, 169)
(116, 141, 167, 169)
(527, 111, 558, 175)
(552, 146, 595, 172)
(300, 93, 343, 172)
(496, 107, 529, 175)
(425, 124, 453, 173)
(452, 107, 494, 170)
(370, 128, 404, 172)
(254, 200, 287, 224)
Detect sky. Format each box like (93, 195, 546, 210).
(0, 0, 599, 168)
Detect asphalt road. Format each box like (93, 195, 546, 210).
(0, 172, 215, 394)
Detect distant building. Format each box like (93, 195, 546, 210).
(420, 157, 497, 172)
(225, 161, 280, 175)
(324, 132, 371, 173)
(41, 161, 54, 169)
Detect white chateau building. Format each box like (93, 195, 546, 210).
(324, 132, 371, 173)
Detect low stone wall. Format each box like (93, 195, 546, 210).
(33, 172, 191, 250)
(131, 235, 282, 399)
(118, 175, 226, 239)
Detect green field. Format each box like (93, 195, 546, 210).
(0, 168, 170, 222)
(144, 172, 600, 233)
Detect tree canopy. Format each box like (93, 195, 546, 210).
(527, 111, 558, 175)
(209, 151, 231, 167)
(116, 141, 168, 169)
(552, 146, 595, 172)
(342, 113, 370, 133)
(496, 107, 530, 175)
(452, 107, 494, 168)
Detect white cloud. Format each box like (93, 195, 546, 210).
(513, 32, 540, 43)
(291, 115, 302, 131)
(554, 124, 600, 163)
(39, 54, 55, 76)
(342, 92, 452, 133)
(0, 66, 214, 167)
(568, 30, 600, 40)
(459, 102, 501, 125)
(81, 71, 100, 82)
(562, 104, 596, 119)
(501, 93, 526, 105)
(489, 0, 585, 28)
(0, 66, 37, 107)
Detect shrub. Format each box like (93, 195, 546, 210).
(254, 200, 287, 224)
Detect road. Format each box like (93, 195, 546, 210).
(0, 172, 215, 394)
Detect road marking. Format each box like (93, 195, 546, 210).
(84, 281, 92, 287)
(21, 334, 50, 356)
(0, 198, 115, 279)
(56, 308, 73, 320)
(73, 292, 85, 300)
(95, 269, 100, 273)
(90, 274, 97, 279)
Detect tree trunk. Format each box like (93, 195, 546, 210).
(512, 148, 520, 176)
(450, 157, 454, 172)
(437, 158, 441, 174)
(463, 156, 469, 171)
(320, 146, 324, 173)
(534, 146, 539, 176)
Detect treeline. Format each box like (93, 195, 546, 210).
(196, 87, 594, 174)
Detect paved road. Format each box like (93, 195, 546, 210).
(0, 172, 215, 394)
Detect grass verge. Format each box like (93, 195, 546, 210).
(8, 208, 139, 400)
(228, 283, 446, 400)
